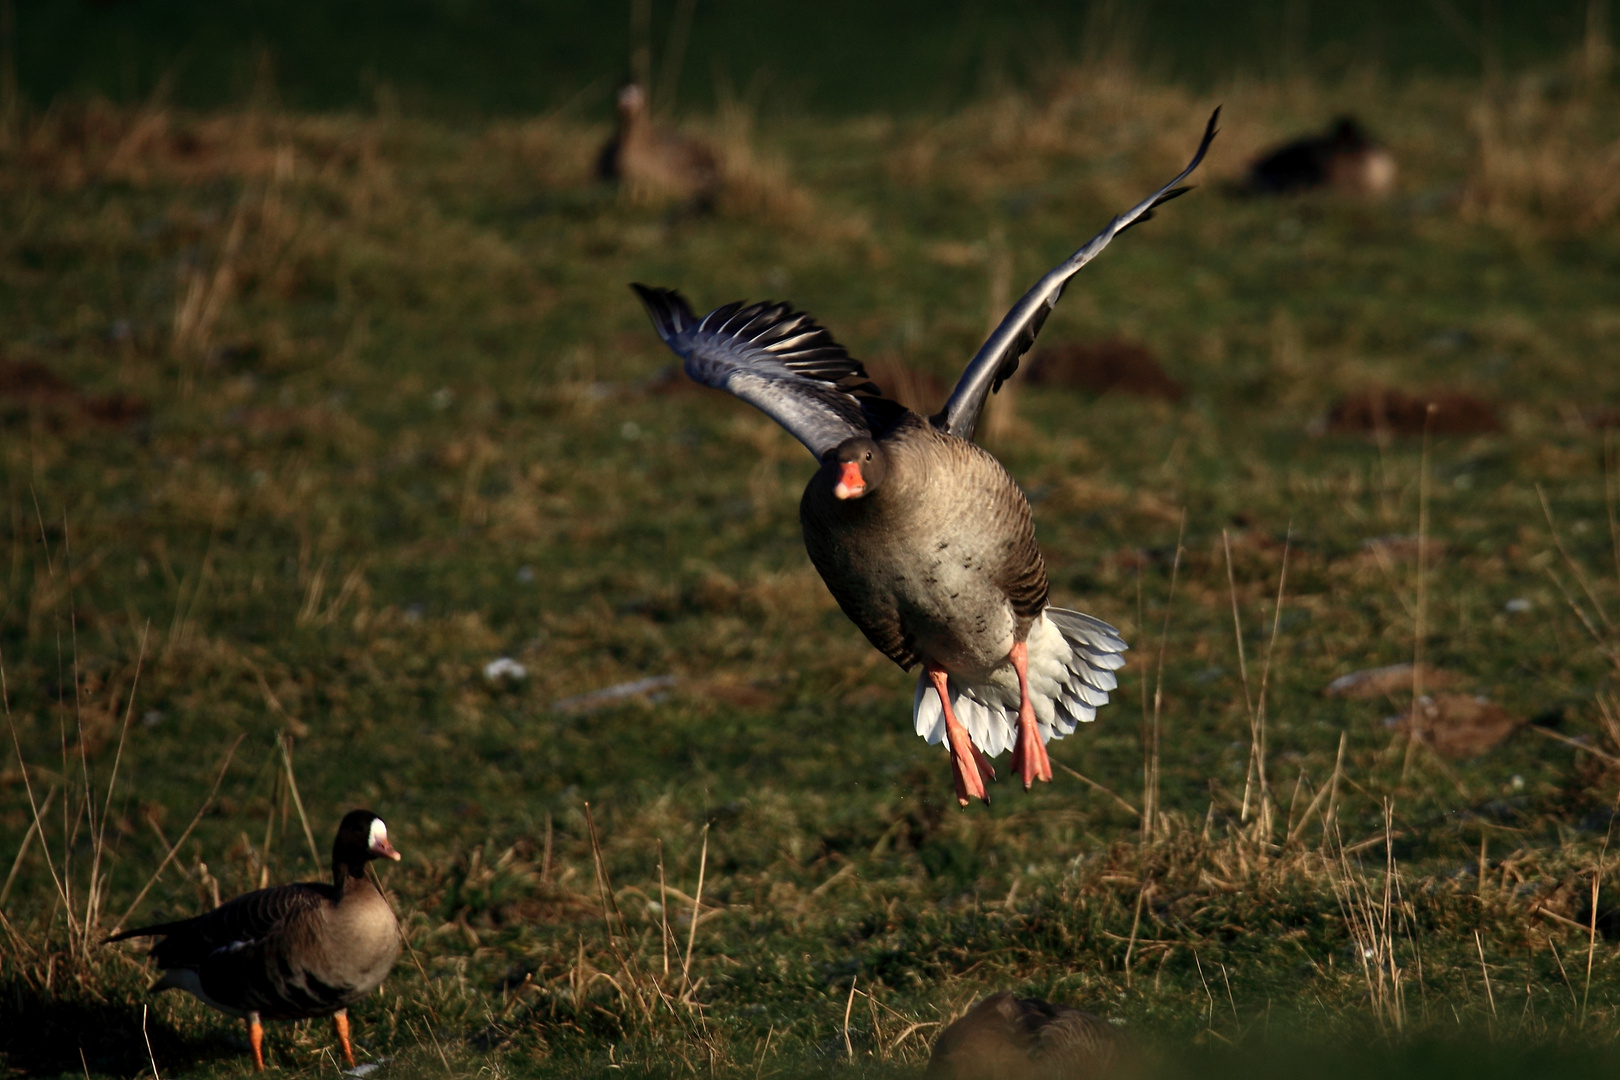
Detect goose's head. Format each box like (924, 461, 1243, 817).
(616, 82, 647, 121)
(333, 809, 401, 880)
(827, 436, 887, 501)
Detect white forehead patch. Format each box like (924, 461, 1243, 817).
(368, 818, 389, 850)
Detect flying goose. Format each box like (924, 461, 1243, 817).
(634, 110, 1218, 805)
(107, 809, 403, 1071)
(927, 992, 1129, 1080)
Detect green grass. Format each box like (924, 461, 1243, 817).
(4, 45, 1620, 1079)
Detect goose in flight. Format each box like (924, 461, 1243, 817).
(633, 110, 1218, 805)
(107, 810, 403, 1071)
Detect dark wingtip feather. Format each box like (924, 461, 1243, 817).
(1119, 185, 1196, 233)
(629, 283, 696, 341)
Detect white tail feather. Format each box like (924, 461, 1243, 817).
(911, 607, 1127, 756)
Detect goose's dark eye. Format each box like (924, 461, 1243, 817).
(864, 452, 872, 461)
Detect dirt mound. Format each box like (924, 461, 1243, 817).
(1326, 386, 1501, 436)
(0, 359, 148, 428)
(1025, 339, 1184, 402)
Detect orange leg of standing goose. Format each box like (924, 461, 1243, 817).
(1006, 641, 1053, 789)
(928, 664, 995, 806)
(334, 1009, 356, 1068)
(247, 1013, 266, 1072)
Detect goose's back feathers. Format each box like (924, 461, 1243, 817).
(111, 877, 400, 1021)
(118, 883, 331, 972)
(632, 284, 903, 459)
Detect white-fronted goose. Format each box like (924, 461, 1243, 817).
(927, 992, 1129, 1080)
(633, 111, 1218, 806)
(107, 809, 403, 1071)
(1243, 115, 1396, 196)
(596, 82, 720, 207)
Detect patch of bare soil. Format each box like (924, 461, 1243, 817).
(1326, 386, 1501, 436)
(0, 359, 148, 428)
(1025, 340, 1184, 402)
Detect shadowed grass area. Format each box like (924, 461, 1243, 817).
(4, 39, 1620, 1079)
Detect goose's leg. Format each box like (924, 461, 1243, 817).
(334, 1009, 356, 1068)
(1007, 641, 1053, 789)
(928, 664, 994, 806)
(247, 1012, 265, 1072)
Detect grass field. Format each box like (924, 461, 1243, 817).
(5, 26, 1620, 1080)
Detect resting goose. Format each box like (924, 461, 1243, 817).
(107, 809, 403, 1071)
(1243, 115, 1396, 197)
(927, 992, 1129, 1080)
(596, 82, 720, 207)
(634, 110, 1218, 806)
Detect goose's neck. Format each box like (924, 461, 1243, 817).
(331, 860, 374, 894)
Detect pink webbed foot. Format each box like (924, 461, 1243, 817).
(1008, 641, 1054, 790)
(929, 665, 995, 806)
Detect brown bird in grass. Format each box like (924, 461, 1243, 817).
(1243, 115, 1396, 196)
(633, 111, 1218, 806)
(927, 992, 1131, 1080)
(107, 810, 402, 1071)
(596, 82, 720, 207)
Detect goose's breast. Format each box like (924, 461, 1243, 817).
(880, 516, 1019, 674)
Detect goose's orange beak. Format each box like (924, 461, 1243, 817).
(834, 461, 866, 500)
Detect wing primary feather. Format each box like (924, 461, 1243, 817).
(631, 283, 904, 459)
(630, 282, 697, 339)
(935, 107, 1220, 442)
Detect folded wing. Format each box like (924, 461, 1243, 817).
(632, 283, 899, 460)
(935, 107, 1221, 442)
(109, 884, 325, 969)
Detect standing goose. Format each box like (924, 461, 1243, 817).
(927, 992, 1130, 1080)
(107, 809, 403, 1071)
(634, 111, 1218, 806)
(596, 82, 720, 208)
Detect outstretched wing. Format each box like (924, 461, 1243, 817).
(935, 108, 1221, 442)
(632, 283, 900, 460)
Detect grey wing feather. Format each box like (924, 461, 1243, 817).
(935, 107, 1221, 442)
(632, 283, 894, 460)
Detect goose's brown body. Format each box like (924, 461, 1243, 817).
(596, 83, 718, 206)
(109, 809, 401, 1070)
(800, 415, 1047, 680)
(144, 874, 400, 1021)
(927, 992, 1129, 1080)
(631, 110, 1219, 806)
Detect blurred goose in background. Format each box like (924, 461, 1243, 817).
(927, 992, 1130, 1080)
(633, 110, 1218, 806)
(596, 81, 720, 207)
(1242, 115, 1396, 196)
(107, 810, 402, 1071)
